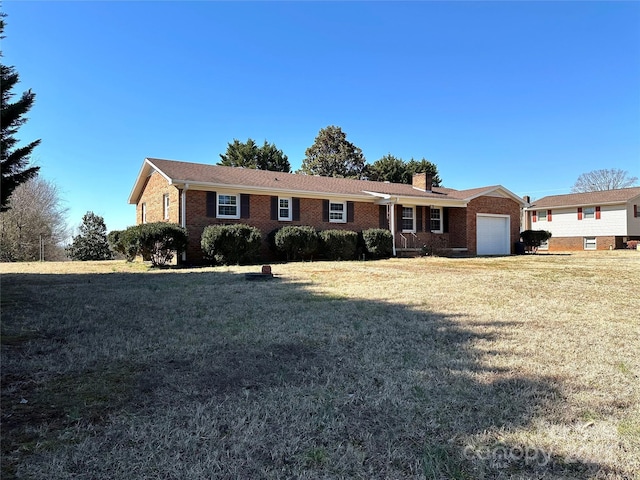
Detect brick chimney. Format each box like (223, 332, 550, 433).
(412, 172, 433, 192)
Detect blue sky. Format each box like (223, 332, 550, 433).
(3, 1, 639, 234)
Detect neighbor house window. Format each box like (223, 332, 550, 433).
(430, 207, 442, 232)
(584, 237, 597, 250)
(217, 194, 240, 219)
(538, 210, 547, 221)
(329, 201, 347, 223)
(163, 194, 170, 220)
(141, 203, 147, 224)
(583, 207, 595, 219)
(402, 206, 415, 232)
(278, 197, 292, 221)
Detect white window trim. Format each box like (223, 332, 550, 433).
(537, 210, 547, 222)
(163, 194, 170, 220)
(402, 206, 416, 233)
(329, 200, 347, 223)
(278, 197, 292, 221)
(583, 207, 595, 219)
(217, 193, 240, 219)
(430, 207, 443, 233)
(584, 237, 597, 250)
(141, 202, 147, 224)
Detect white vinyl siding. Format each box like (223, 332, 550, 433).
(534, 205, 628, 237)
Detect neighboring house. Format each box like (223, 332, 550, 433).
(129, 158, 527, 263)
(523, 187, 640, 251)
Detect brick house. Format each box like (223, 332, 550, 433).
(129, 158, 526, 263)
(523, 187, 640, 251)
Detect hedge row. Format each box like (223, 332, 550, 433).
(109, 223, 394, 266)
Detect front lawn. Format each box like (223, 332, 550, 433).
(1, 252, 638, 479)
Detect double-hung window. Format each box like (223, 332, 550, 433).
(402, 206, 415, 232)
(163, 194, 170, 220)
(584, 237, 596, 250)
(583, 207, 595, 219)
(430, 207, 442, 233)
(537, 210, 547, 222)
(279, 197, 292, 221)
(329, 201, 346, 223)
(217, 194, 240, 219)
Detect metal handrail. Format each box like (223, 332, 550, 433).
(398, 233, 407, 249)
(410, 232, 418, 248)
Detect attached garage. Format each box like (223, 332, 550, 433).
(476, 214, 511, 255)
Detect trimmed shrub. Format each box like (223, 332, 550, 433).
(108, 227, 140, 262)
(201, 224, 262, 265)
(274, 225, 319, 261)
(137, 223, 189, 266)
(114, 223, 188, 266)
(319, 229, 358, 260)
(362, 228, 393, 258)
(521, 230, 552, 253)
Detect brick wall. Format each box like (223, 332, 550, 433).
(549, 235, 623, 251)
(184, 192, 383, 263)
(136, 172, 180, 224)
(465, 196, 522, 255)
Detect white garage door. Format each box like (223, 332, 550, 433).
(477, 214, 510, 255)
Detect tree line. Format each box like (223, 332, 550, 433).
(1, 9, 637, 262)
(217, 125, 442, 186)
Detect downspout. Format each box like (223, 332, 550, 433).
(181, 184, 189, 262)
(389, 202, 397, 256)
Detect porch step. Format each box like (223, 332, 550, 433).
(396, 248, 422, 258)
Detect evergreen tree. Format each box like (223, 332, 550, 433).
(66, 212, 112, 261)
(405, 158, 442, 187)
(1, 14, 41, 211)
(218, 138, 290, 172)
(300, 126, 366, 179)
(366, 154, 407, 183)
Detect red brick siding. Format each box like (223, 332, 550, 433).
(548, 236, 623, 251)
(136, 172, 180, 224)
(184, 193, 382, 263)
(465, 196, 522, 255)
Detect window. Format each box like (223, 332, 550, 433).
(163, 194, 170, 220)
(278, 197, 292, 221)
(141, 203, 147, 224)
(539, 239, 549, 250)
(583, 207, 595, 219)
(217, 194, 239, 218)
(538, 210, 547, 221)
(329, 201, 346, 223)
(584, 237, 597, 250)
(402, 206, 415, 232)
(430, 207, 442, 232)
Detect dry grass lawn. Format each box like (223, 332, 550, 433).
(1, 251, 639, 479)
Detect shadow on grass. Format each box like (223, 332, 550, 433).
(0, 270, 628, 479)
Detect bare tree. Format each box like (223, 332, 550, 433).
(571, 169, 638, 193)
(0, 177, 68, 261)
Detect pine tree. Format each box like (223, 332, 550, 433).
(218, 138, 290, 172)
(66, 212, 112, 261)
(300, 126, 366, 179)
(1, 14, 41, 211)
